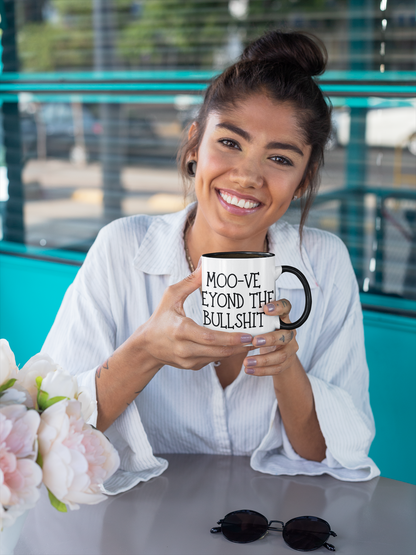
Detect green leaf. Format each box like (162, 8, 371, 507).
(37, 389, 50, 411)
(0, 378, 17, 392)
(43, 396, 68, 409)
(47, 489, 67, 513)
(38, 386, 69, 412)
(36, 450, 43, 469)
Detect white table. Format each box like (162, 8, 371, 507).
(16, 454, 416, 555)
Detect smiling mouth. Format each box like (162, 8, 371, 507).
(218, 190, 260, 210)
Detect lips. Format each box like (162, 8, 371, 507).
(217, 189, 262, 210)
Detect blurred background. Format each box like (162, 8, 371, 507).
(0, 0, 415, 484)
(1, 0, 415, 302)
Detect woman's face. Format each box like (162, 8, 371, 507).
(192, 94, 312, 244)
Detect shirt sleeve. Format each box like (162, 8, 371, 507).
(41, 225, 168, 494)
(251, 236, 380, 482)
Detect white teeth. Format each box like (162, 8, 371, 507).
(219, 191, 259, 210)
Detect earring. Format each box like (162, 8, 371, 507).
(187, 160, 197, 177)
(292, 195, 298, 200)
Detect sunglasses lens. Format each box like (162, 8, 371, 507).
(282, 516, 330, 551)
(221, 510, 268, 543)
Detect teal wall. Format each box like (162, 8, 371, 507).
(0, 251, 415, 484)
(0, 253, 80, 364)
(363, 311, 416, 485)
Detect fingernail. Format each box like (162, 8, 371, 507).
(196, 257, 202, 269)
(245, 358, 257, 367)
(245, 367, 256, 374)
(266, 303, 275, 312)
(256, 337, 266, 346)
(240, 334, 252, 344)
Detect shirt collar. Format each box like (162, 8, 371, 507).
(133, 203, 194, 283)
(133, 204, 318, 290)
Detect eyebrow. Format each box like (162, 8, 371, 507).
(215, 122, 304, 157)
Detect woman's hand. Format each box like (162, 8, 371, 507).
(243, 299, 298, 376)
(133, 266, 253, 371)
(96, 266, 253, 432)
(241, 298, 326, 462)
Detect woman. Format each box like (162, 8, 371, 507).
(43, 30, 379, 494)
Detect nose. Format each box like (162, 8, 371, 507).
(228, 160, 264, 189)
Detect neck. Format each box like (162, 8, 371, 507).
(185, 207, 268, 271)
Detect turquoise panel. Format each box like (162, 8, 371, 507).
(1, 253, 415, 484)
(364, 311, 416, 485)
(0, 240, 86, 264)
(0, 254, 79, 366)
(0, 69, 414, 81)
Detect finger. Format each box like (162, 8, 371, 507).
(178, 316, 253, 347)
(244, 343, 298, 375)
(168, 266, 202, 305)
(252, 328, 296, 349)
(170, 340, 252, 368)
(259, 346, 277, 355)
(263, 299, 292, 318)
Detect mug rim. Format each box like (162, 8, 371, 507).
(202, 251, 275, 259)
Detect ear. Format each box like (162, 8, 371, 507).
(294, 180, 308, 200)
(296, 162, 316, 199)
(188, 122, 199, 161)
(296, 182, 309, 199)
(188, 122, 198, 140)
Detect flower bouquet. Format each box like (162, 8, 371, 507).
(0, 339, 120, 537)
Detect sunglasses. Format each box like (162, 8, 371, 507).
(210, 509, 337, 552)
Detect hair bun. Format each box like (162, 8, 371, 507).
(240, 30, 327, 77)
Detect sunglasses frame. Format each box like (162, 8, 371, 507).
(210, 509, 337, 552)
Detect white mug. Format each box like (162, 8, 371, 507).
(201, 252, 312, 335)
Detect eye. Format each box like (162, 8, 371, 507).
(270, 155, 293, 166)
(219, 138, 240, 149)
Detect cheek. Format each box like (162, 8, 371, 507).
(269, 162, 308, 192)
(197, 147, 230, 184)
(267, 174, 299, 198)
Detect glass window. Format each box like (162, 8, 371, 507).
(1, 0, 415, 305)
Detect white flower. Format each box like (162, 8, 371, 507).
(15, 354, 94, 420)
(38, 399, 119, 510)
(77, 391, 96, 423)
(0, 339, 18, 388)
(17, 353, 61, 406)
(0, 342, 118, 523)
(0, 388, 28, 406)
(34, 367, 95, 422)
(41, 370, 78, 401)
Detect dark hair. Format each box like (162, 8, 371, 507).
(178, 29, 332, 237)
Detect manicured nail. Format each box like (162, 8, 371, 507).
(196, 257, 202, 269)
(245, 367, 256, 374)
(245, 358, 257, 367)
(266, 303, 275, 312)
(256, 337, 266, 346)
(240, 334, 252, 344)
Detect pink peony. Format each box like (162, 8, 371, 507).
(0, 405, 42, 529)
(38, 399, 119, 510)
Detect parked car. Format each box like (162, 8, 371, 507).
(20, 103, 103, 162)
(18, 102, 178, 165)
(331, 106, 416, 153)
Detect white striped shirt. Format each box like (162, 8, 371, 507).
(42, 203, 380, 494)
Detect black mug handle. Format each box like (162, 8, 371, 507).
(278, 265, 312, 330)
